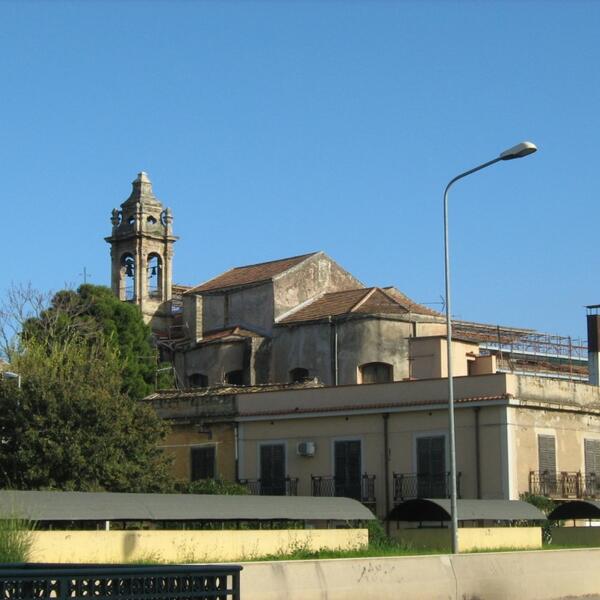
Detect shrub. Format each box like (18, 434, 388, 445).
(0, 516, 35, 563)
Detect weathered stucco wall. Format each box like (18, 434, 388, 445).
(238, 399, 509, 517)
(510, 404, 600, 497)
(183, 341, 249, 386)
(200, 283, 275, 335)
(336, 319, 412, 384)
(29, 529, 367, 563)
(271, 323, 333, 384)
(160, 423, 236, 482)
(273, 252, 362, 320)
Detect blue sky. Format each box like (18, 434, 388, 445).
(1, 1, 598, 339)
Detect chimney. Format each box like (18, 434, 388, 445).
(587, 305, 600, 385)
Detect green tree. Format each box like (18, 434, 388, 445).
(0, 283, 174, 492)
(23, 284, 164, 399)
(0, 334, 173, 492)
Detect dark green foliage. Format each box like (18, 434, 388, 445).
(0, 284, 175, 492)
(178, 479, 250, 495)
(24, 285, 158, 400)
(520, 492, 559, 543)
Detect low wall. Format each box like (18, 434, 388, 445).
(29, 529, 367, 563)
(553, 526, 600, 547)
(390, 526, 541, 551)
(241, 548, 600, 600)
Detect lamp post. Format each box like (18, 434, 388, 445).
(444, 141, 537, 554)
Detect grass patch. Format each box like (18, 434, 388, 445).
(0, 515, 36, 563)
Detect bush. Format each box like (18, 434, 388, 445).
(178, 479, 250, 495)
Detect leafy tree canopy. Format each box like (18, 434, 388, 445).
(24, 285, 158, 399)
(0, 284, 174, 492)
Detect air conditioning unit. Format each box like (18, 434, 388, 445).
(297, 441, 316, 457)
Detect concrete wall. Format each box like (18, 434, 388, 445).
(28, 528, 367, 563)
(390, 527, 541, 552)
(241, 549, 600, 600)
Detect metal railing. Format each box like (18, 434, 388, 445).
(393, 472, 461, 503)
(238, 477, 298, 496)
(529, 471, 600, 499)
(311, 474, 376, 510)
(0, 563, 242, 600)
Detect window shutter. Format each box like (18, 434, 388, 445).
(191, 446, 216, 480)
(538, 435, 556, 474)
(417, 436, 445, 475)
(585, 439, 600, 475)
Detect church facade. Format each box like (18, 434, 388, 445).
(107, 172, 504, 391)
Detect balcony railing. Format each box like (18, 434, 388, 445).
(238, 477, 298, 496)
(393, 472, 461, 503)
(311, 474, 376, 510)
(529, 471, 600, 499)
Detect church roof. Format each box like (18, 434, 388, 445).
(186, 252, 318, 294)
(279, 287, 438, 324)
(200, 326, 265, 343)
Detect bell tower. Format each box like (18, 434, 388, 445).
(105, 172, 177, 333)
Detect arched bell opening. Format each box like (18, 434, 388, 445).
(120, 253, 136, 301)
(147, 253, 163, 300)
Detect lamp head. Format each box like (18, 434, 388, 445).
(499, 141, 538, 161)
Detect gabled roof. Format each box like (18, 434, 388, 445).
(383, 287, 444, 317)
(200, 326, 264, 344)
(186, 253, 318, 294)
(279, 287, 431, 324)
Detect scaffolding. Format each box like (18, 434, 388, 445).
(454, 321, 588, 381)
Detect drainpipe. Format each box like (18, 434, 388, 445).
(234, 422, 239, 482)
(329, 317, 339, 386)
(383, 414, 391, 534)
(474, 407, 481, 499)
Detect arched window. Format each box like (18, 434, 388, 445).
(290, 368, 309, 383)
(120, 253, 135, 301)
(189, 373, 208, 388)
(359, 362, 393, 384)
(225, 370, 244, 386)
(147, 253, 162, 299)
(147, 215, 157, 225)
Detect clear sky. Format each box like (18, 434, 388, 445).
(1, 1, 598, 340)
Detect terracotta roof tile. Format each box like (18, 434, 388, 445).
(186, 253, 318, 294)
(382, 287, 444, 317)
(200, 326, 264, 343)
(279, 287, 418, 324)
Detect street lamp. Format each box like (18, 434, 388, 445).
(444, 141, 537, 554)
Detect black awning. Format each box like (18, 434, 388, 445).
(387, 498, 545, 522)
(548, 500, 600, 520)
